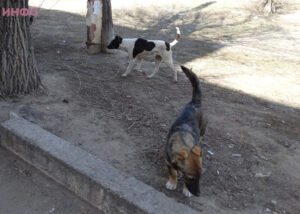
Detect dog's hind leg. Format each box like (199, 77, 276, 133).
(166, 164, 178, 190)
(163, 53, 178, 82)
(122, 59, 136, 77)
(147, 55, 162, 79)
(135, 58, 143, 73)
(165, 60, 178, 82)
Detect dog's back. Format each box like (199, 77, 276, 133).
(167, 66, 205, 146)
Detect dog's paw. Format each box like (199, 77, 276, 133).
(182, 188, 192, 197)
(173, 79, 178, 83)
(147, 75, 153, 79)
(137, 69, 143, 73)
(166, 181, 177, 190)
(121, 73, 127, 77)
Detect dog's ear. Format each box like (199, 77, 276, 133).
(192, 147, 202, 157)
(117, 36, 122, 43)
(114, 35, 122, 43)
(176, 150, 188, 161)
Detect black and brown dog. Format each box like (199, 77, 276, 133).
(165, 66, 207, 197)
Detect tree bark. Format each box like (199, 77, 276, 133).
(260, 0, 276, 14)
(0, 0, 41, 97)
(86, 0, 114, 54)
(101, 0, 114, 52)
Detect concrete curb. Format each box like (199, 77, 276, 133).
(0, 118, 199, 214)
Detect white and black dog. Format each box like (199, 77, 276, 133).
(107, 27, 180, 82)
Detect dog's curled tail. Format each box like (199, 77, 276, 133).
(181, 66, 202, 104)
(170, 27, 180, 47)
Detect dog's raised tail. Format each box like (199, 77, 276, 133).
(181, 66, 202, 104)
(170, 27, 180, 47)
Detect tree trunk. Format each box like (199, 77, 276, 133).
(101, 0, 114, 52)
(0, 0, 41, 97)
(260, 0, 276, 14)
(86, 0, 114, 54)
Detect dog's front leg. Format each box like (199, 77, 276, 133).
(122, 59, 136, 77)
(166, 164, 178, 190)
(182, 184, 193, 197)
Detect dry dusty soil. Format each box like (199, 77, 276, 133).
(1, 0, 300, 213)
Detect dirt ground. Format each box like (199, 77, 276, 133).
(1, 0, 300, 213)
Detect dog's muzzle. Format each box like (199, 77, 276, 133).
(185, 178, 200, 197)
